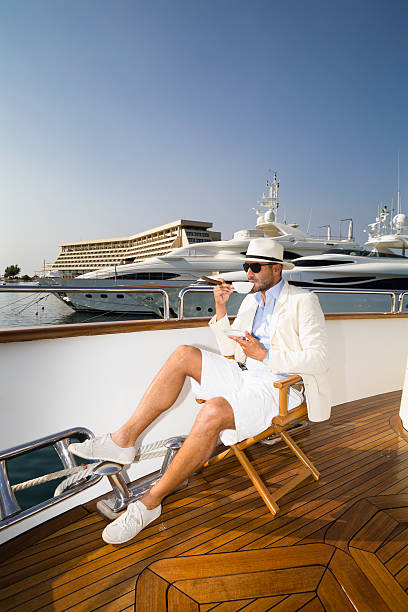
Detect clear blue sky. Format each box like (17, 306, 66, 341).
(1, 0, 407, 275)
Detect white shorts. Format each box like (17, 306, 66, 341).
(190, 349, 303, 446)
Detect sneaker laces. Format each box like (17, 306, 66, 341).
(117, 502, 143, 530)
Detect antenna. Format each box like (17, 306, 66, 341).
(306, 209, 312, 233)
(397, 152, 401, 215)
(341, 218, 353, 241)
(391, 197, 394, 233)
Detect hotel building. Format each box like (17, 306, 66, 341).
(50, 219, 221, 278)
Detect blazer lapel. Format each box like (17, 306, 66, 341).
(269, 280, 289, 339)
(243, 297, 258, 331)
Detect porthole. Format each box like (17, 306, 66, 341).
(116, 294, 125, 299)
(85, 294, 93, 299)
(196, 306, 202, 311)
(208, 307, 213, 313)
(100, 294, 108, 299)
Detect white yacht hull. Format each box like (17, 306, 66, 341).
(284, 253, 408, 291)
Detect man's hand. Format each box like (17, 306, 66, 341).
(228, 331, 268, 362)
(214, 279, 233, 320)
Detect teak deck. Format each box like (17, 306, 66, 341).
(1, 391, 408, 611)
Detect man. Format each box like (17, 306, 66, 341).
(69, 238, 330, 545)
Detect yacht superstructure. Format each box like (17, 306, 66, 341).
(365, 205, 408, 254)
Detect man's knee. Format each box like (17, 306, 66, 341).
(172, 344, 199, 362)
(170, 345, 201, 373)
(196, 397, 234, 433)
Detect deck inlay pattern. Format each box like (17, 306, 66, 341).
(0, 390, 407, 611)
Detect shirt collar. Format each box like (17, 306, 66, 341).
(254, 278, 284, 306)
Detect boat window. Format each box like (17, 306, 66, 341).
(117, 272, 181, 280)
(100, 294, 108, 298)
(314, 276, 376, 283)
(294, 259, 351, 267)
(85, 294, 93, 298)
(324, 248, 369, 256)
(283, 250, 301, 260)
(116, 294, 124, 299)
(366, 251, 407, 258)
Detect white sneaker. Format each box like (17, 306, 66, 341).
(68, 433, 135, 464)
(102, 500, 162, 544)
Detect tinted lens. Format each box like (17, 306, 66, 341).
(243, 262, 262, 273)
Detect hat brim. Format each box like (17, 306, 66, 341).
(244, 256, 295, 270)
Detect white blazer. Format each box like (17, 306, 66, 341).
(209, 281, 331, 422)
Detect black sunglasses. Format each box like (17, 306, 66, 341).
(243, 262, 275, 273)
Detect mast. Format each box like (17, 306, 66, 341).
(258, 171, 280, 222)
(397, 152, 401, 215)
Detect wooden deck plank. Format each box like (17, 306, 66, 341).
(395, 563, 408, 590)
(386, 543, 408, 575)
(267, 593, 315, 610)
(234, 595, 287, 610)
(377, 525, 408, 564)
(350, 547, 408, 612)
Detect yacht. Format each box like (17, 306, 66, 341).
(1, 285, 408, 608)
(280, 204, 408, 291)
(283, 248, 408, 290)
(40, 173, 360, 314)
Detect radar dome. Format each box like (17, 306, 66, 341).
(393, 214, 408, 230)
(264, 210, 275, 222)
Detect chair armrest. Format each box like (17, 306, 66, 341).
(273, 374, 303, 389)
(273, 375, 304, 420)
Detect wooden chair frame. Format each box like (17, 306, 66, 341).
(202, 374, 320, 516)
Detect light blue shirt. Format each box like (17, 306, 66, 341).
(246, 279, 287, 377)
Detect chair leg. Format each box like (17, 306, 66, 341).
(232, 444, 280, 516)
(279, 431, 320, 480)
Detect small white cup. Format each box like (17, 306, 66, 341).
(231, 281, 254, 294)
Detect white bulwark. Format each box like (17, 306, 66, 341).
(50, 219, 221, 278)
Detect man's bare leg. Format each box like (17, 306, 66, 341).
(141, 396, 235, 509)
(111, 345, 202, 448)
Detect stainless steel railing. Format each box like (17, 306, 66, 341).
(310, 289, 397, 314)
(398, 292, 408, 313)
(178, 286, 214, 319)
(0, 286, 170, 319)
(0, 427, 100, 530)
(178, 286, 401, 319)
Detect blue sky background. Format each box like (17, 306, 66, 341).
(1, 0, 407, 275)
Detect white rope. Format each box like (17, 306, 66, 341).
(54, 449, 168, 496)
(11, 436, 176, 493)
(53, 465, 99, 496)
(11, 464, 97, 492)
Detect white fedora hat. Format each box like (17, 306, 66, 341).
(245, 238, 295, 270)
